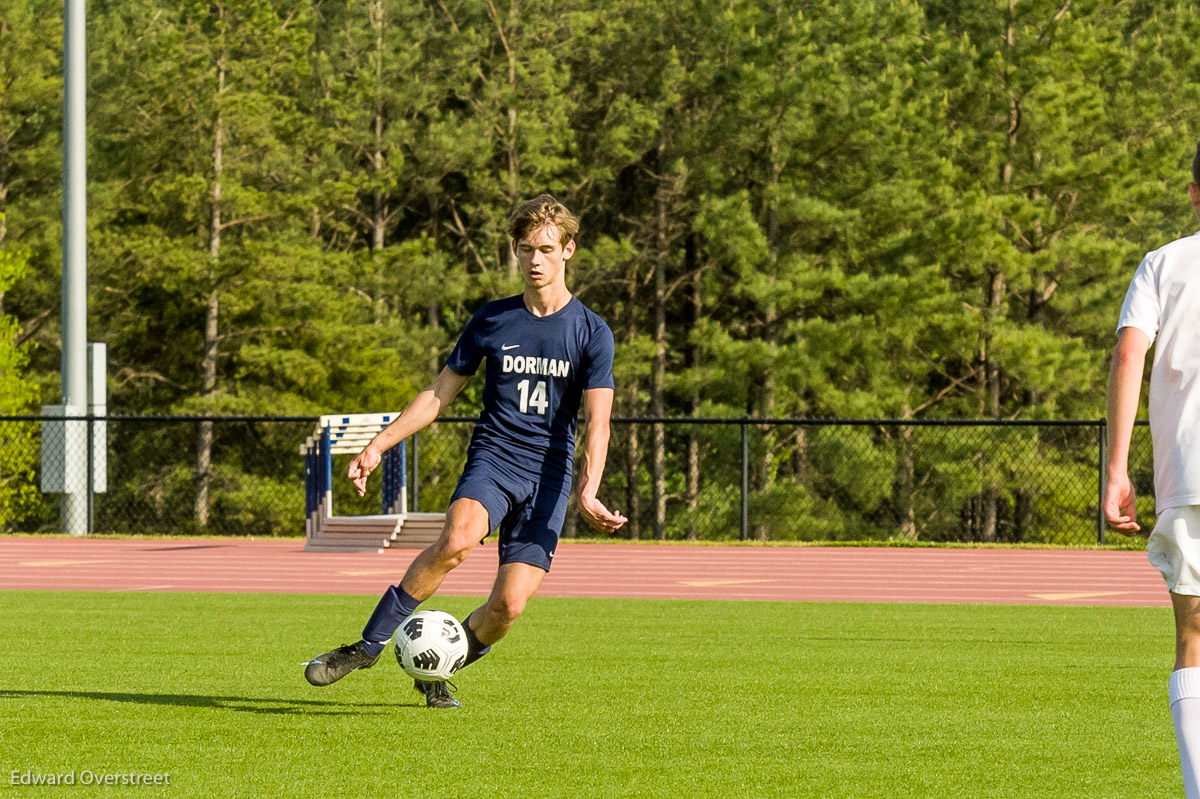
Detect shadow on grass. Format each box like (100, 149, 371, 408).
(799, 635, 1052, 645)
(0, 689, 423, 715)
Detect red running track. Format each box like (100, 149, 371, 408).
(0, 536, 1169, 607)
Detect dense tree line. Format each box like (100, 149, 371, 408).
(1, 0, 1197, 540)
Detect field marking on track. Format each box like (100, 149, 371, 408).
(338, 569, 409, 576)
(18, 559, 113, 567)
(678, 579, 773, 587)
(115, 585, 176, 592)
(1029, 591, 1130, 600)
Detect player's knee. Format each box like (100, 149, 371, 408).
(1180, 606, 1200, 637)
(1183, 626, 1200, 653)
(1176, 614, 1200, 666)
(487, 593, 527, 626)
(432, 533, 474, 569)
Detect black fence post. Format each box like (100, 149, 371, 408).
(86, 413, 94, 534)
(1097, 420, 1106, 545)
(411, 431, 420, 513)
(740, 421, 749, 541)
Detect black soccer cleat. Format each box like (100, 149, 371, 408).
(414, 679, 461, 709)
(304, 641, 380, 686)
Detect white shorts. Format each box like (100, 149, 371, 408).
(1148, 505, 1200, 596)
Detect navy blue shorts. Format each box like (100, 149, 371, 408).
(449, 453, 572, 572)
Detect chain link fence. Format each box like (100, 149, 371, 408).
(596, 419, 1154, 545)
(0, 415, 1153, 545)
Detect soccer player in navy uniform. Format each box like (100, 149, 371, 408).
(305, 195, 626, 708)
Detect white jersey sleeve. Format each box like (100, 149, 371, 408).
(1117, 252, 1161, 344)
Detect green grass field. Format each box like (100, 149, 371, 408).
(0, 591, 1181, 797)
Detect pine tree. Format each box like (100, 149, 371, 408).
(926, 0, 1195, 538)
(0, 0, 61, 400)
(89, 0, 316, 526)
(0, 223, 39, 526)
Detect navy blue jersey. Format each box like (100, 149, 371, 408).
(445, 295, 615, 478)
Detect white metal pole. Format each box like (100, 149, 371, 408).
(60, 0, 88, 535)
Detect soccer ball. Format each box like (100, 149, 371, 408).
(394, 610, 468, 682)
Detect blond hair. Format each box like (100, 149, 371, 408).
(507, 194, 579, 246)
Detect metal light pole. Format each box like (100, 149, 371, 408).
(60, 0, 88, 535)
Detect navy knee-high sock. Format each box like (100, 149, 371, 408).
(360, 585, 420, 657)
(460, 616, 491, 669)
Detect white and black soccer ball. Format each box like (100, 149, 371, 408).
(394, 610, 468, 682)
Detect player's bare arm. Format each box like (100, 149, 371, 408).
(576, 387, 627, 534)
(347, 367, 471, 497)
(1104, 326, 1150, 534)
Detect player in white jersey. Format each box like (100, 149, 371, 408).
(1105, 142, 1200, 798)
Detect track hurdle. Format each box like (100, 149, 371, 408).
(300, 413, 444, 552)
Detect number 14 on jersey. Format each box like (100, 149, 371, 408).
(517, 379, 549, 415)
